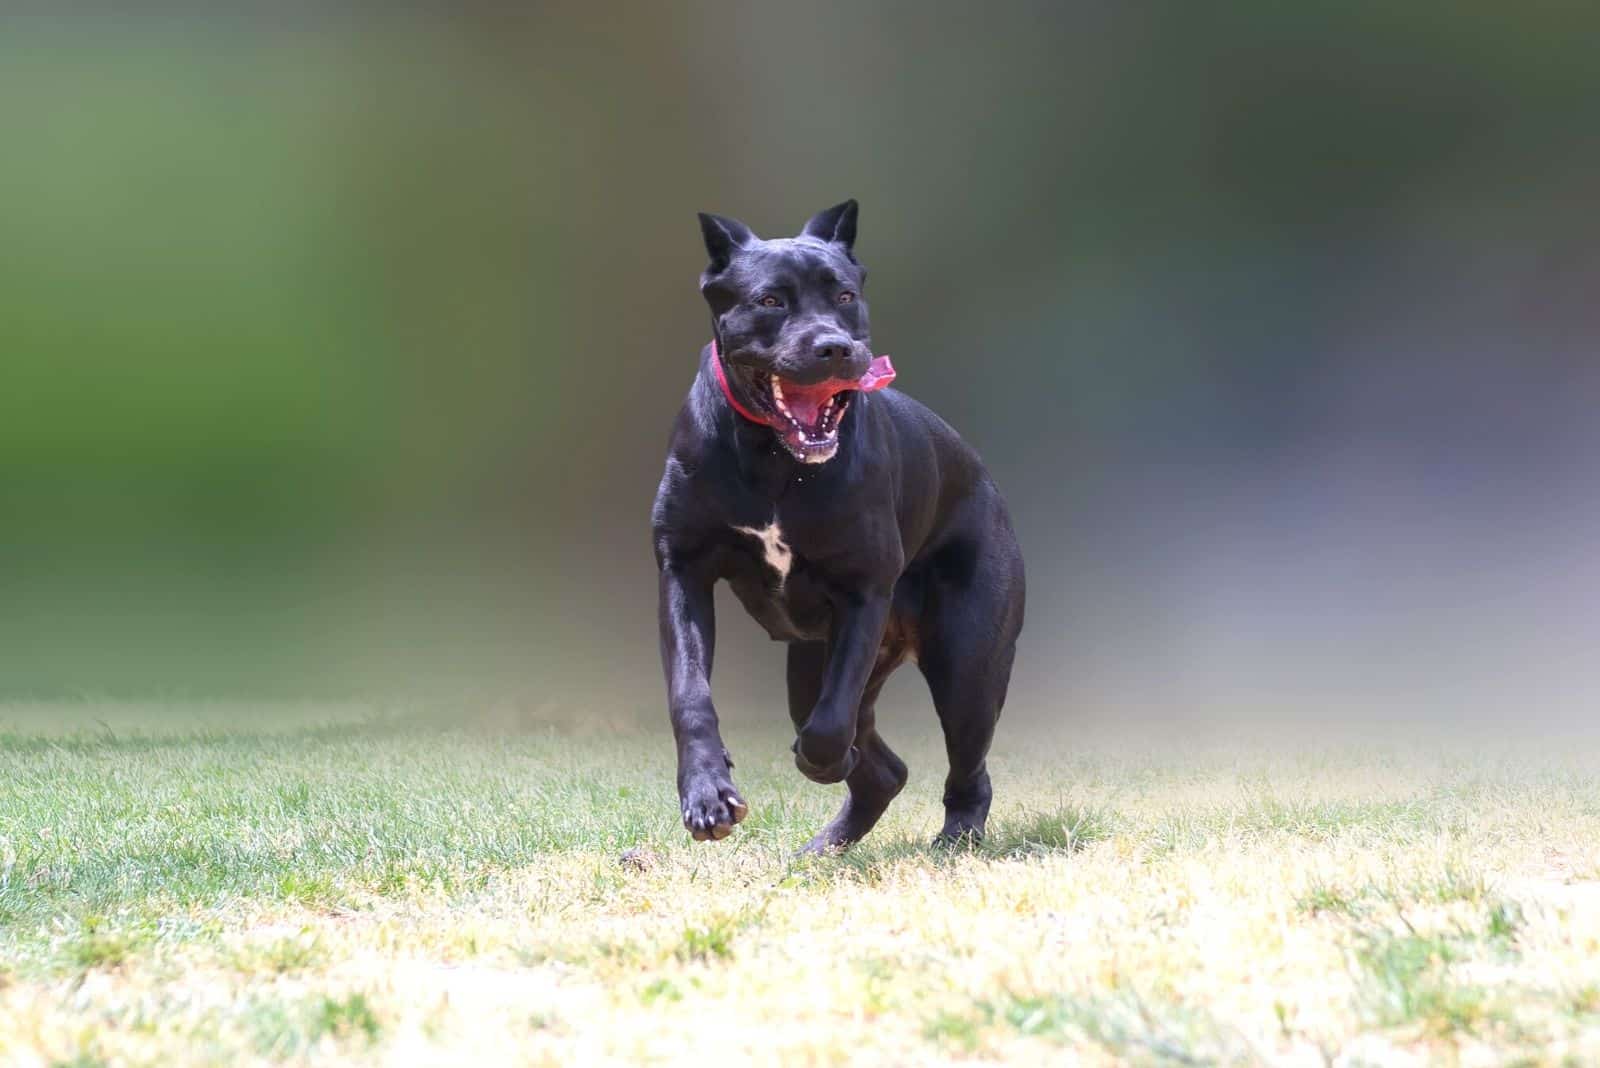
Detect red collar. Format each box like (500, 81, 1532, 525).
(710, 339, 896, 427)
(711, 339, 773, 426)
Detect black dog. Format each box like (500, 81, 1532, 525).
(652, 201, 1024, 851)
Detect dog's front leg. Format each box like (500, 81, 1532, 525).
(793, 589, 891, 784)
(658, 559, 747, 841)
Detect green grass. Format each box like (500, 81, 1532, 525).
(4, 705, 1600, 1064)
(985, 802, 1115, 857)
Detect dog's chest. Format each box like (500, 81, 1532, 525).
(730, 521, 792, 581)
(724, 518, 831, 642)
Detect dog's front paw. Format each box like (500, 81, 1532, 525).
(679, 767, 748, 842)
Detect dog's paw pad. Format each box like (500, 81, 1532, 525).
(680, 775, 747, 842)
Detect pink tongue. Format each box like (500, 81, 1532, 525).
(858, 355, 896, 391)
(781, 356, 897, 426)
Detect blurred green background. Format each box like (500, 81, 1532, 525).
(4, 6, 1598, 720)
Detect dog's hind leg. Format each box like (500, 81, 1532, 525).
(785, 641, 829, 736)
(917, 509, 1025, 845)
(789, 643, 909, 853)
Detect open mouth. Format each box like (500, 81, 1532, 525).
(711, 340, 897, 464)
(751, 372, 854, 462)
(739, 356, 896, 464)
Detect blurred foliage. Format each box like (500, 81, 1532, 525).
(2, 6, 1597, 702)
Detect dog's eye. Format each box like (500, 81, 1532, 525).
(837, 291, 856, 304)
(757, 295, 783, 308)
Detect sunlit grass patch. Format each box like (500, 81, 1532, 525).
(927, 988, 1248, 1063)
(249, 991, 385, 1059)
(1485, 899, 1524, 944)
(639, 977, 684, 1005)
(225, 927, 326, 976)
(1298, 876, 1367, 918)
(64, 914, 148, 972)
(1569, 983, 1600, 1016)
(676, 918, 738, 963)
(3, 707, 1600, 1064)
(1351, 925, 1504, 1037)
(274, 870, 344, 909)
(1406, 861, 1496, 906)
(1243, 796, 1439, 840)
(985, 802, 1115, 856)
(923, 1007, 984, 1050)
(309, 993, 383, 1046)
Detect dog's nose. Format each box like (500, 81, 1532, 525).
(813, 339, 851, 362)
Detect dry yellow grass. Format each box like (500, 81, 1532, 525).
(3, 708, 1600, 1065)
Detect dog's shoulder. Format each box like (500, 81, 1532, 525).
(657, 350, 726, 472)
(652, 357, 739, 552)
(871, 388, 984, 463)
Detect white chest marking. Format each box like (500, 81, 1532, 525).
(733, 521, 792, 581)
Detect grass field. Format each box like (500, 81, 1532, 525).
(4, 705, 1600, 1066)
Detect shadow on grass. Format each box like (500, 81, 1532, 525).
(778, 802, 1116, 886)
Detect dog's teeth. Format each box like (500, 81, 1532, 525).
(772, 380, 785, 402)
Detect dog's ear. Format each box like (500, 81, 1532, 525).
(801, 200, 858, 256)
(698, 212, 754, 274)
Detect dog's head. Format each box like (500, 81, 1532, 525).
(698, 200, 890, 463)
